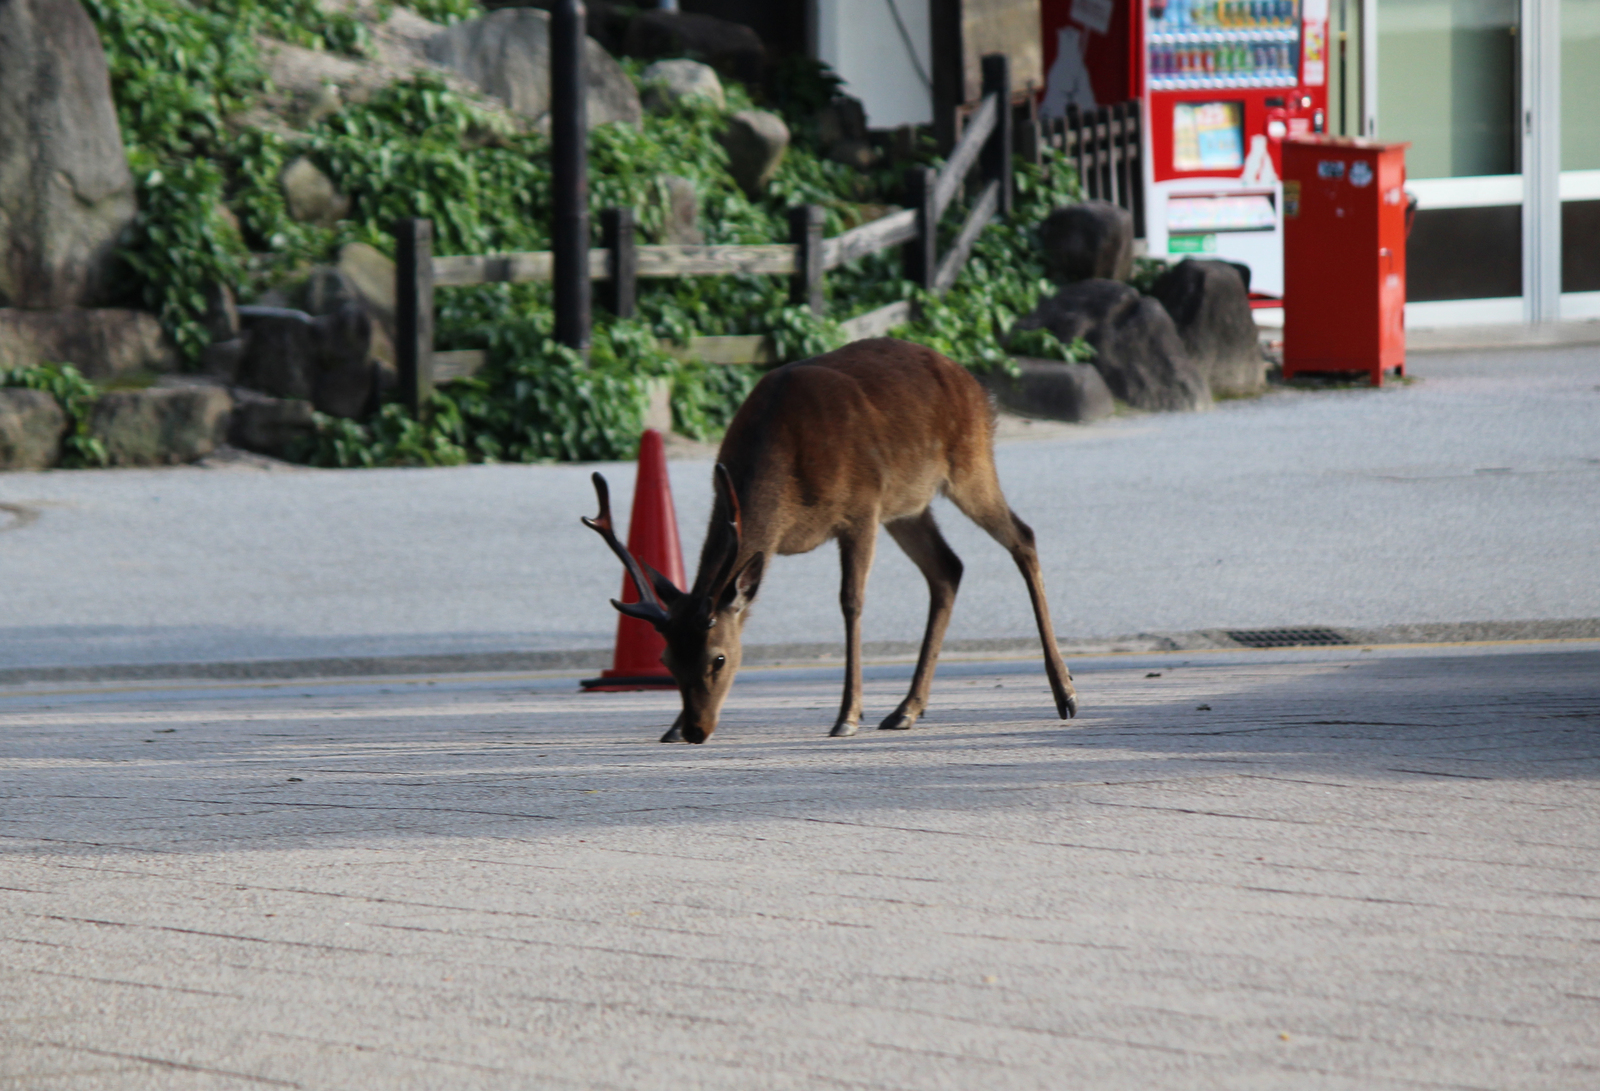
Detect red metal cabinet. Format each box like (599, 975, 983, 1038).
(1281, 138, 1409, 385)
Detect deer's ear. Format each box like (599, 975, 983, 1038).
(719, 553, 764, 614)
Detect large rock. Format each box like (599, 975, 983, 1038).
(236, 313, 317, 402)
(281, 157, 349, 227)
(234, 304, 381, 419)
(0, 308, 178, 381)
(983, 358, 1115, 423)
(720, 110, 789, 198)
(816, 95, 876, 170)
(1013, 279, 1210, 412)
(0, 387, 67, 469)
(89, 384, 233, 466)
(640, 59, 724, 112)
(1148, 259, 1266, 397)
(652, 175, 702, 244)
(335, 242, 396, 327)
(229, 389, 317, 461)
(0, 0, 137, 309)
(1038, 202, 1134, 283)
(425, 8, 642, 130)
(623, 11, 767, 87)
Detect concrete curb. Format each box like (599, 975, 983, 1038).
(2, 618, 1595, 686)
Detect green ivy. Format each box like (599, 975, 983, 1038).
(88, 0, 1097, 469)
(0, 364, 109, 468)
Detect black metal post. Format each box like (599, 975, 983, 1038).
(551, 0, 590, 356)
(902, 166, 937, 292)
(1128, 99, 1147, 240)
(788, 204, 824, 315)
(980, 54, 1012, 218)
(600, 207, 637, 319)
(394, 218, 434, 415)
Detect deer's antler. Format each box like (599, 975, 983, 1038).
(582, 472, 672, 628)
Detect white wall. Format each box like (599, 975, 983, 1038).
(813, 0, 933, 128)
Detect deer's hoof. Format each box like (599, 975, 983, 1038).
(878, 711, 917, 731)
(660, 723, 686, 743)
(1058, 692, 1078, 720)
(829, 720, 859, 738)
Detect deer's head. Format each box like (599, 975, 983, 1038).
(583, 466, 763, 743)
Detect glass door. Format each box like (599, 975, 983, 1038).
(1562, 0, 1600, 314)
(1376, 0, 1524, 321)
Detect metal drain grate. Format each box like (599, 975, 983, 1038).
(1225, 627, 1352, 648)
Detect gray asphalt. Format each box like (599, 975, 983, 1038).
(1, 345, 1597, 672)
(3, 642, 1597, 1088)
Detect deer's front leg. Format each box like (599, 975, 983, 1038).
(829, 524, 877, 737)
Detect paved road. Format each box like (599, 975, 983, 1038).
(1, 345, 1596, 673)
(2, 642, 1597, 1088)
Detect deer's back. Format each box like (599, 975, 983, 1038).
(717, 339, 994, 553)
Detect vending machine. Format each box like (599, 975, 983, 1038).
(1142, 0, 1328, 294)
(1041, 0, 1331, 296)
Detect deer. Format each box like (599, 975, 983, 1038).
(582, 337, 1077, 744)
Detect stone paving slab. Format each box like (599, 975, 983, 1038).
(2, 642, 1598, 1089)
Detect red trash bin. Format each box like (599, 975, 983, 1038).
(1281, 137, 1410, 386)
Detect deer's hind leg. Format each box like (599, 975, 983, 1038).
(879, 509, 964, 730)
(946, 471, 1078, 720)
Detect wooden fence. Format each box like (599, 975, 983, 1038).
(393, 55, 1120, 411)
(1028, 100, 1145, 239)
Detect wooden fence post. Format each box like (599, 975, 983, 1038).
(1128, 100, 1146, 239)
(551, 0, 590, 356)
(980, 54, 1012, 218)
(394, 218, 434, 415)
(902, 166, 937, 291)
(600, 207, 637, 319)
(789, 204, 824, 315)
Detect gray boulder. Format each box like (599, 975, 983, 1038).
(640, 59, 724, 112)
(816, 95, 877, 169)
(335, 242, 396, 328)
(720, 110, 789, 198)
(1013, 279, 1210, 412)
(0, 388, 67, 469)
(234, 303, 380, 419)
(983, 358, 1114, 423)
(0, 308, 177, 381)
(0, 0, 137, 308)
(623, 10, 767, 87)
(1148, 259, 1266, 397)
(236, 313, 317, 402)
(653, 175, 702, 244)
(90, 384, 233, 466)
(200, 336, 248, 383)
(229, 389, 317, 461)
(426, 8, 642, 130)
(1039, 202, 1134, 283)
(281, 157, 349, 227)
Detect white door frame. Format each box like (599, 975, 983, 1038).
(1364, 0, 1565, 325)
(1522, 0, 1562, 323)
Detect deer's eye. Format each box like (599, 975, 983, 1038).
(711, 654, 726, 674)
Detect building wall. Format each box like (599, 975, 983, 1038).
(814, 0, 934, 128)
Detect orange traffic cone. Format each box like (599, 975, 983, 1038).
(582, 429, 687, 690)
